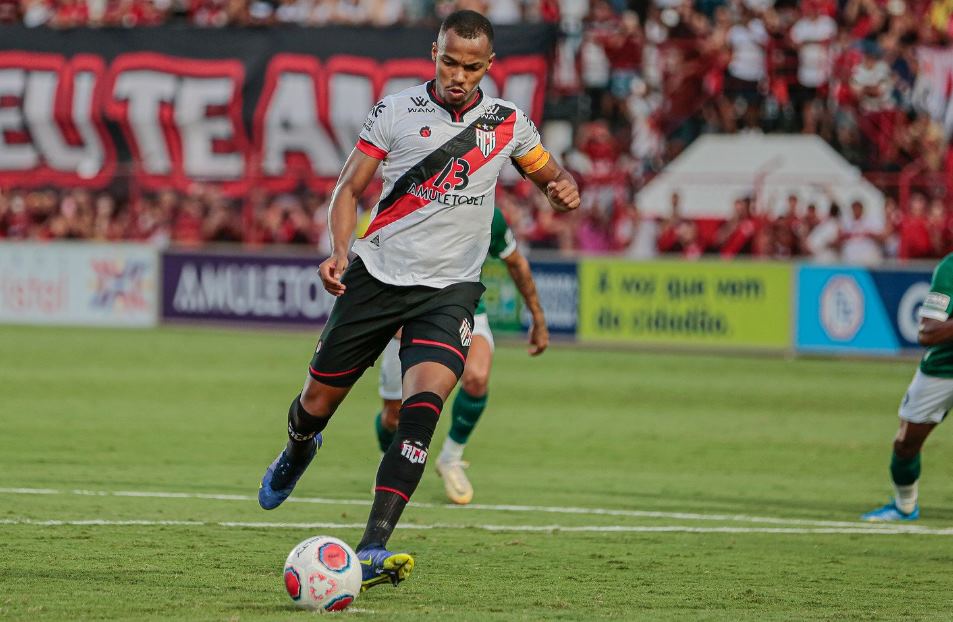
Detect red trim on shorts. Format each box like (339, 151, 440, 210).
(356, 138, 387, 160)
(309, 365, 361, 378)
(409, 338, 466, 364)
(404, 401, 442, 416)
(374, 486, 410, 502)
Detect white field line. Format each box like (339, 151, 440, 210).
(2, 517, 953, 536)
(0, 486, 928, 532)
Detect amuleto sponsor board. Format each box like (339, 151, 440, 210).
(796, 265, 933, 354)
(161, 250, 336, 326)
(0, 25, 552, 194)
(577, 260, 792, 349)
(0, 241, 157, 326)
(481, 259, 578, 336)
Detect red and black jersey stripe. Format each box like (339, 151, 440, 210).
(362, 103, 516, 239)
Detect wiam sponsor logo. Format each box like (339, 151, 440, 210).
(407, 96, 435, 113)
(400, 441, 427, 465)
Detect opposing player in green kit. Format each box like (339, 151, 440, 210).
(374, 206, 549, 504)
(863, 253, 953, 521)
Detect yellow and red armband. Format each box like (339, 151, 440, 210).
(512, 144, 550, 175)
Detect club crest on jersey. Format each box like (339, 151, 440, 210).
(475, 126, 496, 159)
(419, 126, 431, 137)
(459, 318, 472, 347)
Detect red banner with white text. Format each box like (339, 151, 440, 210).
(0, 25, 553, 194)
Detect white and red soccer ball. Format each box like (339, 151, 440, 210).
(283, 536, 361, 612)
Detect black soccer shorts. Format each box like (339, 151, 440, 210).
(308, 257, 484, 387)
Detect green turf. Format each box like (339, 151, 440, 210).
(2, 325, 952, 621)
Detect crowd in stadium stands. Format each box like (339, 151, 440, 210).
(1, 0, 953, 263)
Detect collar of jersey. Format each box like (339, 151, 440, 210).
(426, 80, 484, 123)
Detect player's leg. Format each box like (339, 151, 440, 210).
(862, 369, 951, 521)
(259, 258, 399, 510)
(356, 284, 481, 590)
(376, 336, 403, 452)
(358, 361, 459, 590)
(436, 314, 494, 504)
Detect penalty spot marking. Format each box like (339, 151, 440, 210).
(0, 486, 934, 531)
(2, 517, 953, 536)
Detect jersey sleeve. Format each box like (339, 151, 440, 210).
(510, 109, 550, 174)
(920, 256, 953, 321)
(356, 96, 393, 160)
(487, 208, 518, 260)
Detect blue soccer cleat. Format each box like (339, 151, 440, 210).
(257, 435, 321, 510)
(357, 546, 415, 592)
(861, 501, 920, 522)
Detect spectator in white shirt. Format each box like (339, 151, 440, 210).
(720, 9, 768, 132)
(789, 1, 837, 133)
(850, 42, 897, 165)
(841, 199, 884, 264)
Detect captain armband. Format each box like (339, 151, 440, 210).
(512, 144, 550, 175)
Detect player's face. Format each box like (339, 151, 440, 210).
(431, 29, 494, 107)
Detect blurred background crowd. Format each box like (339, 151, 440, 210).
(2, 0, 953, 264)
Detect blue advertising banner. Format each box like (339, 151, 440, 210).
(869, 269, 934, 348)
(162, 249, 335, 327)
(796, 265, 933, 355)
(524, 261, 578, 336)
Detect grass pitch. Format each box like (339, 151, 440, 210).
(2, 325, 952, 621)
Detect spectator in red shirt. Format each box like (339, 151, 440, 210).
(602, 11, 644, 123)
(0, 0, 20, 22)
(172, 196, 205, 245)
(51, 0, 90, 27)
(717, 196, 761, 257)
(898, 193, 933, 259)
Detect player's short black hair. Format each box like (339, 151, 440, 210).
(439, 10, 494, 49)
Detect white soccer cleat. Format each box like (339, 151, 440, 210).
(435, 458, 473, 505)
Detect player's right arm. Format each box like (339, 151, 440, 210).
(319, 150, 382, 296)
(320, 97, 392, 296)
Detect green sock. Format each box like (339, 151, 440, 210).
(448, 389, 487, 445)
(890, 452, 921, 486)
(375, 412, 395, 452)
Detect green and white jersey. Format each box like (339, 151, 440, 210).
(919, 253, 953, 378)
(475, 207, 518, 315)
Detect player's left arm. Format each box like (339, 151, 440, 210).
(918, 271, 953, 346)
(510, 111, 580, 213)
(918, 318, 953, 347)
(501, 249, 549, 356)
(526, 157, 581, 214)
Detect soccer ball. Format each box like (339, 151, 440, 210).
(283, 536, 361, 612)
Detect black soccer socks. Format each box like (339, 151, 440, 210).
(358, 392, 443, 550)
(286, 394, 329, 459)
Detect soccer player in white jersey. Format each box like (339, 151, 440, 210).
(257, 10, 580, 591)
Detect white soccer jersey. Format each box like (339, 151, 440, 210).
(352, 81, 544, 288)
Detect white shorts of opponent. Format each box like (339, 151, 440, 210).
(899, 369, 953, 424)
(377, 313, 494, 400)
